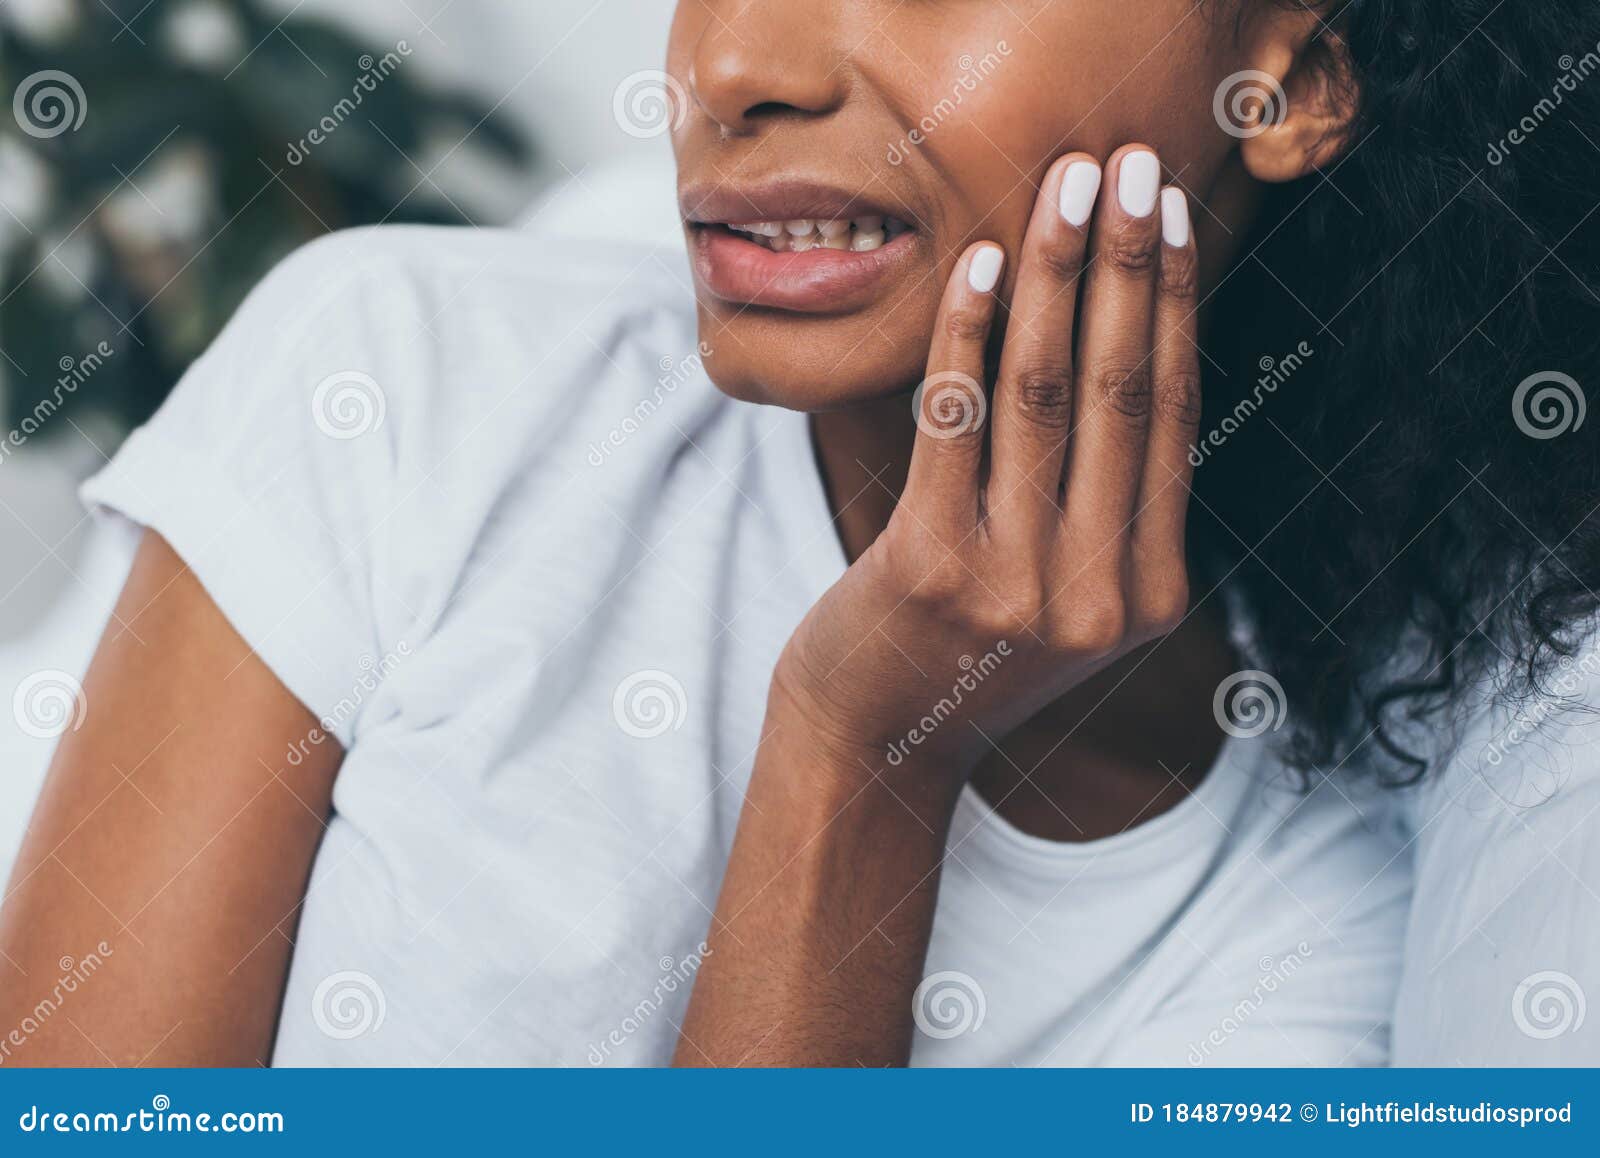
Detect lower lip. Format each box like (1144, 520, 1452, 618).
(690, 226, 920, 313)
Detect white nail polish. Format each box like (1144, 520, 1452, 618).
(1058, 161, 1102, 227)
(968, 245, 1004, 293)
(1118, 151, 1160, 218)
(1161, 187, 1190, 248)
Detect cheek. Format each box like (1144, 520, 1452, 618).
(895, 28, 1235, 235)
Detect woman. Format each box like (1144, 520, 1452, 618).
(2, 0, 1596, 1066)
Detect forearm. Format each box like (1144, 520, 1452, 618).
(674, 716, 962, 1067)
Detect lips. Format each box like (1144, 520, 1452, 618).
(681, 180, 923, 313)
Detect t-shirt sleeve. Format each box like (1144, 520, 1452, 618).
(1390, 669, 1600, 1064)
(79, 230, 428, 747)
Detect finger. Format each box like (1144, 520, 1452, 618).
(903, 242, 1004, 540)
(988, 154, 1100, 541)
(1061, 145, 1163, 561)
(1133, 186, 1202, 592)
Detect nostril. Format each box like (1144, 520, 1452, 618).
(744, 101, 797, 120)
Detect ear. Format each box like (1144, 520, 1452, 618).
(1231, 6, 1359, 183)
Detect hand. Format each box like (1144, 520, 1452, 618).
(771, 145, 1201, 781)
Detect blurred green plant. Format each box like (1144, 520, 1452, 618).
(0, 0, 532, 440)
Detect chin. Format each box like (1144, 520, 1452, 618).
(694, 301, 937, 413)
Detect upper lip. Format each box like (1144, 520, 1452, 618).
(679, 179, 915, 228)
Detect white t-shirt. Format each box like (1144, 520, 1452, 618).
(1390, 674, 1600, 1064)
(81, 226, 1412, 1067)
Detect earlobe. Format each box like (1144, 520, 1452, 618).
(1234, 16, 1359, 184)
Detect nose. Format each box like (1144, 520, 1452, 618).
(689, 3, 847, 134)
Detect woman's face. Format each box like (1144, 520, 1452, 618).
(669, 0, 1260, 410)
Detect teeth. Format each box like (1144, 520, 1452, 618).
(728, 216, 910, 253)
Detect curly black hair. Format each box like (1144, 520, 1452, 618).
(1195, 0, 1600, 782)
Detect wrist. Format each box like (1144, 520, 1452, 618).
(760, 677, 968, 823)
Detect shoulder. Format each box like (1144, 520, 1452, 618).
(237, 224, 698, 376)
(1390, 636, 1600, 1062)
(160, 224, 717, 478)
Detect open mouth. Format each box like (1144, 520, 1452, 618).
(681, 181, 924, 312)
(723, 216, 915, 254)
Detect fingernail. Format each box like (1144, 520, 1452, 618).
(968, 245, 1005, 293)
(1058, 160, 1102, 227)
(1117, 150, 1160, 218)
(1161, 187, 1190, 247)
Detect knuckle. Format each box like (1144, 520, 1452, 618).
(1058, 603, 1127, 657)
(1101, 223, 1161, 275)
(1035, 234, 1087, 282)
(1158, 246, 1199, 298)
(1090, 364, 1154, 422)
(1136, 579, 1190, 637)
(943, 307, 991, 344)
(1010, 365, 1076, 429)
(1155, 372, 1204, 429)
